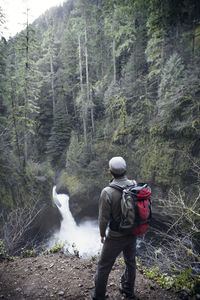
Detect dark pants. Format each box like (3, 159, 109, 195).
(93, 234, 137, 300)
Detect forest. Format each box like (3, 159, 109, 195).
(0, 0, 200, 295)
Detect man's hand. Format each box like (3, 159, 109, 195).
(101, 237, 105, 244)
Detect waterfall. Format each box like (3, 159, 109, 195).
(49, 186, 102, 257)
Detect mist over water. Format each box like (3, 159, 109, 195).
(49, 187, 102, 257)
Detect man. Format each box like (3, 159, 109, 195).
(92, 156, 137, 300)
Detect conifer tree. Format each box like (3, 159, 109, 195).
(44, 14, 57, 118)
(60, 22, 79, 122)
(0, 36, 7, 131)
(7, 11, 40, 168)
(68, 0, 99, 147)
(145, 0, 164, 86)
(47, 98, 72, 167)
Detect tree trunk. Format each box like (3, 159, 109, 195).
(78, 35, 88, 147)
(72, 89, 77, 119)
(84, 20, 90, 105)
(84, 18, 95, 134)
(90, 87, 95, 133)
(24, 9, 29, 168)
(50, 51, 56, 118)
(45, 14, 56, 118)
(11, 92, 21, 167)
(112, 10, 116, 84)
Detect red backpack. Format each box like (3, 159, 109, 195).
(109, 183, 152, 235)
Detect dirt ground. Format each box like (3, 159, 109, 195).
(0, 252, 185, 300)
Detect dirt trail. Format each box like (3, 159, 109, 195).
(0, 252, 182, 300)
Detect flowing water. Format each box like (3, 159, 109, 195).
(48, 187, 102, 257)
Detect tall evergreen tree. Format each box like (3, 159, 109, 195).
(7, 13, 40, 168)
(47, 98, 72, 167)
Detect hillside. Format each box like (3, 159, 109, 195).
(0, 252, 182, 300)
(0, 0, 200, 217)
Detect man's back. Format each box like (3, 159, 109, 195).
(99, 176, 136, 238)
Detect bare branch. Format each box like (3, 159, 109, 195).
(1, 199, 46, 255)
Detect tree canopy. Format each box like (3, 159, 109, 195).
(0, 0, 199, 214)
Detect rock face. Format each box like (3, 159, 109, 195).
(55, 170, 101, 222)
(30, 176, 62, 247)
(69, 187, 100, 223)
(56, 184, 69, 195)
(30, 204, 62, 242)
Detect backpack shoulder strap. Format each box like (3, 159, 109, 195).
(109, 183, 124, 192)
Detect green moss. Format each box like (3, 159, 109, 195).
(57, 171, 85, 196)
(133, 128, 193, 188)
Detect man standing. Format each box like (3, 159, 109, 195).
(92, 156, 137, 300)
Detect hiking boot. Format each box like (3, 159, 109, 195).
(119, 288, 137, 299)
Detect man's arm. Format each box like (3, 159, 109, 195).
(98, 188, 111, 242)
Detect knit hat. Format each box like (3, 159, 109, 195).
(109, 156, 126, 175)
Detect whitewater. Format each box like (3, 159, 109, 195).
(48, 186, 102, 257)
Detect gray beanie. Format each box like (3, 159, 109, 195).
(109, 156, 126, 175)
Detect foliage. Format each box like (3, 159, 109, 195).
(39, 247, 49, 256)
(158, 53, 185, 119)
(25, 160, 54, 180)
(0, 239, 13, 261)
(66, 131, 85, 171)
(0, 239, 7, 261)
(128, 256, 200, 295)
(7, 23, 41, 167)
(20, 247, 37, 258)
(47, 98, 72, 167)
(49, 241, 66, 253)
(144, 266, 200, 295)
(57, 170, 84, 197)
(104, 91, 129, 143)
(145, 0, 164, 82)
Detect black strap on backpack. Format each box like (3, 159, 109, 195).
(109, 183, 125, 192)
(108, 184, 125, 232)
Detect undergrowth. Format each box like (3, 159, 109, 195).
(49, 241, 65, 254)
(0, 239, 13, 261)
(119, 257, 200, 296)
(135, 258, 200, 297)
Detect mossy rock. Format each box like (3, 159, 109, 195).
(55, 170, 100, 222)
(56, 170, 83, 196)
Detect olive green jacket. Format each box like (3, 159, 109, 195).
(98, 176, 136, 238)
